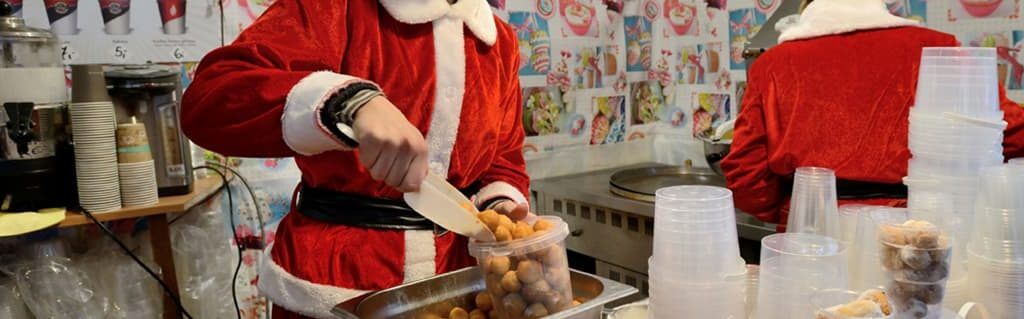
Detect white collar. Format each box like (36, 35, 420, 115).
(778, 0, 919, 43)
(379, 0, 498, 46)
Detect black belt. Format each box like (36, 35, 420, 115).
(835, 179, 907, 200)
(296, 186, 436, 230)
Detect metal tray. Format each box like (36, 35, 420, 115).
(609, 166, 726, 202)
(332, 267, 638, 319)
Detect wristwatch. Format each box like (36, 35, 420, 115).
(320, 83, 383, 147)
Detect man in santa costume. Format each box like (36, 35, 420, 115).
(180, 0, 530, 317)
(722, 0, 1024, 227)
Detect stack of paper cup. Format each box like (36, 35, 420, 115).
(116, 121, 158, 207)
(787, 167, 841, 238)
(648, 186, 747, 319)
(754, 233, 848, 319)
(70, 65, 122, 213)
(905, 47, 1007, 306)
(967, 165, 1024, 319)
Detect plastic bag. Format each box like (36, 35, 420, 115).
(0, 278, 32, 319)
(12, 256, 112, 318)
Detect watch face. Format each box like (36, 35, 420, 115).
(335, 122, 359, 146)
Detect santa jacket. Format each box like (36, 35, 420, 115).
(181, 0, 527, 317)
(721, 0, 1024, 225)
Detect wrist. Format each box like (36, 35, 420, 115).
(481, 197, 513, 211)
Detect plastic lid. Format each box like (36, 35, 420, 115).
(467, 216, 569, 257)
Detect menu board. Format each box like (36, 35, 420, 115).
(5, 0, 221, 64)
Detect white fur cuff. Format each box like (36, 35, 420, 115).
(474, 181, 529, 209)
(281, 71, 376, 156)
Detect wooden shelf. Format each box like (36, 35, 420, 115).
(60, 175, 226, 227)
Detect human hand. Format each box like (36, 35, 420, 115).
(491, 200, 532, 221)
(352, 96, 429, 192)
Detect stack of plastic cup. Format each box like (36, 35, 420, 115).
(967, 165, 1024, 319)
(787, 167, 841, 237)
(849, 207, 908, 291)
(906, 47, 1007, 305)
(648, 186, 747, 319)
(754, 233, 848, 319)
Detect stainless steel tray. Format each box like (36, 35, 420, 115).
(332, 267, 638, 319)
(609, 166, 726, 202)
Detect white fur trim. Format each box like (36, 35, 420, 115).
(379, 0, 497, 45)
(281, 71, 375, 156)
(474, 181, 529, 208)
(258, 232, 440, 318)
(778, 0, 919, 43)
(424, 17, 467, 177)
(257, 245, 371, 319)
(403, 230, 438, 282)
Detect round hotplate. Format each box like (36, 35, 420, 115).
(609, 166, 726, 202)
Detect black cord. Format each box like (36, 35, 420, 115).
(206, 162, 267, 243)
(195, 166, 244, 319)
(80, 209, 194, 319)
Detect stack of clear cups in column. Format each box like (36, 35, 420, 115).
(754, 233, 848, 319)
(648, 186, 747, 319)
(905, 47, 1007, 307)
(967, 165, 1024, 319)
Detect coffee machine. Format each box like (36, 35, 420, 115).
(0, 2, 73, 211)
(105, 64, 194, 196)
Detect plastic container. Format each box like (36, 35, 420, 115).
(651, 186, 746, 280)
(850, 207, 908, 291)
(787, 167, 840, 237)
(915, 48, 1001, 119)
(968, 250, 1024, 319)
(648, 258, 746, 319)
(754, 233, 848, 319)
(468, 216, 573, 319)
(877, 221, 952, 319)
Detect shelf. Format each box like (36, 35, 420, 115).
(60, 175, 226, 227)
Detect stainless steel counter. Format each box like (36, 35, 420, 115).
(529, 163, 776, 295)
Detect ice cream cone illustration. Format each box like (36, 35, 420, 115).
(530, 30, 551, 73)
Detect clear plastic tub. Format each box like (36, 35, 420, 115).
(648, 258, 747, 319)
(655, 186, 734, 213)
(468, 216, 573, 319)
(754, 233, 848, 319)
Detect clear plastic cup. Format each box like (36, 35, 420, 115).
(975, 165, 1024, 212)
(787, 167, 840, 237)
(755, 233, 848, 319)
(468, 216, 573, 319)
(877, 221, 952, 319)
(967, 250, 1024, 319)
(850, 207, 908, 291)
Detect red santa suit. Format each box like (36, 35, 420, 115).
(721, 0, 1024, 227)
(180, 0, 528, 317)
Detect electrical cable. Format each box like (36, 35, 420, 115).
(195, 165, 244, 319)
(206, 161, 267, 243)
(80, 208, 194, 319)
